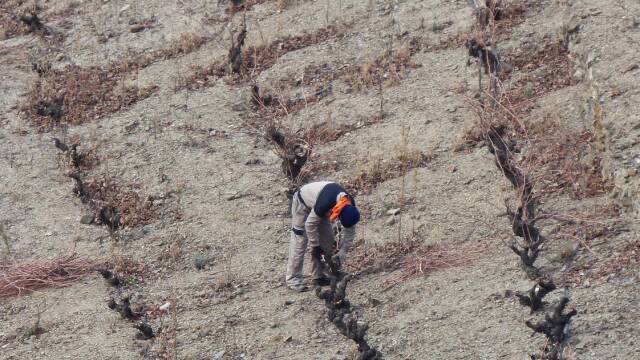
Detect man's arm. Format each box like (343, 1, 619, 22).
(337, 225, 355, 261)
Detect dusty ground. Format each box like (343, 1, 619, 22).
(1, 0, 638, 359)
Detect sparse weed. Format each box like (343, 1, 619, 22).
(343, 38, 421, 90)
(23, 312, 46, 339)
(193, 252, 209, 270)
(343, 150, 433, 195)
(0, 223, 11, 258)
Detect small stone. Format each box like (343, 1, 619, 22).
(231, 103, 247, 112)
(621, 16, 638, 30)
(284, 336, 292, 343)
(212, 351, 225, 360)
(573, 69, 584, 81)
(80, 214, 94, 224)
(269, 323, 278, 329)
(386, 208, 401, 216)
(385, 216, 396, 226)
(622, 63, 639, 74)
(446, 106, 457, 113)
(159, 302, 171, 312)
(245, 158, 261, 165)
(284, 300, 294, 306)
(129, 24, 150, 33)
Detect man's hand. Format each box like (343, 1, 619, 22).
(331, 254, 342, 271)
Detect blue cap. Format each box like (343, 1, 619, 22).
(339, 205, 360, 228)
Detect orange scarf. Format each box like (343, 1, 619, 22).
(329, 196, 352, 222)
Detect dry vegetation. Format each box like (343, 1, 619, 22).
(251, 92, 321, 121)
(295, 37, 421, 91)
(383, 242, 486, 289)
(258, 117, 384, 189)
(22, 32, 215, 128)
(343, 39, 422, 90)
(22, 66, 158, 128)
(0, 10, 29, 40)
(81, 175, 156, 229)
(225, 0, 271, 15)
(0, 256, 101, 297)
(459, 3, 593, 356)
(347, 236, 421, 275)
(303, 117, 382, 146)
(117, 33, 212, 72)
(243, 24, 349, 76)
(176, 24, 350, 90)
(347, 236, 486, 289)
(2, 0, 635, 358)
(548, 203, 622, 245)
(174, 60, 227, 90)
(552, 204, 631, 285)
(0, 1, 45, 40)
(459, 33, 602, 200)
(0, 1, 76, 43)
(521, 116, 612, 199)
(428, 0, 531, 51)
(499, 39, 577, 117)
(593, 239, 640, 279)
(343, 150, 433, 195)
(490, 1, 529, 38)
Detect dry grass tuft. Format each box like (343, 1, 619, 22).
(174, 60, 227, 90)
(83, 175, 156, 229)
(343, 40, 421, 90)
(175, 24, 349, 90)
(491, 1, 529, 37)
(522, 119, 612, 199)
(429, 32, 471, 51)
(383, 242, 486, 289)
(226, 0, 270, 15)
(594, 240, 639, 279)
(0, 11, 28, 40)
(344, 151, 433, 195)
(0, 255, 102, 297)
(563, 232, 636, 286)
(22, 66, 158, 128)
(0, 1, 45, 40)
(22, 32, 215, 128)
(241, 24, 349, 78)
(428, 1, 532, 51)
(253, 93, 321, 122)
(294, 38, 422, 90)
(303, 117, 382, 146)
(117, 33, 211, 73)
(499, 39, 577, 116)
(347, 237, 421, 275)
(548, 203, 623, 245)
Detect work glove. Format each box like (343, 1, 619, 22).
(331, 249, 347, 271)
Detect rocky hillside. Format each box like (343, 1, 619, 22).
(1, 0, 638, 359)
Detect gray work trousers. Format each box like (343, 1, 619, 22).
(285, 191, 335, 287)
